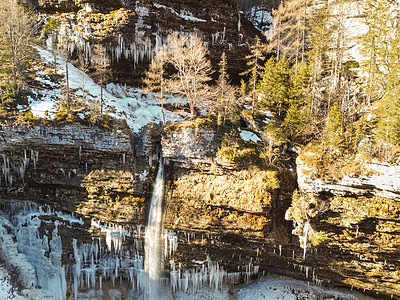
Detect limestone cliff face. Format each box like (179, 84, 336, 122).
(0, 123, 161, 224)
(34, 0, 263, 85)
(297, 157, 400, 200)
(287, 154, 400, 299)
(2, 121, 399, 298)
(161, 120, 302, 276)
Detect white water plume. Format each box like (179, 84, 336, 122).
(144, 158, 165, 297)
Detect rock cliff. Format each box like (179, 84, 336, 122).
(286, 154, 400, 299)
(1, 120, 399, 299)
(161, 120, 306, 278)
(0, 123, 161, 224)
(33, 0, 263, 85)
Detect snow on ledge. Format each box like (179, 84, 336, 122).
(240, 130, 261, 143)
(153, 3, 206, 22)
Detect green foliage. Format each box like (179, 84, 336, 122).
(259, 57, 290, 118)
(2, 97, 18, 110)
(212, 52, 241, 126)
(290, 60, 311, 102)
(366, 4, 400, 160)
(217, 130, 258, 164)
(194, 116, 215, 130)
(281, 104, 307, 142)
(309, 231, 327, 247)
(96, 114, 125, 131)
(264, 170, 280, 190)
(324, 102, 343, 149)
(43, 17, 58, 35)
(361, 0, 395, 100)
(292, 189, 301, 203)
(239, 79, 248, 99)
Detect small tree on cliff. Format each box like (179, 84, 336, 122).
(241, 36, 266, 115)
(163, 32, 213, 116)
(213, 52, 240, 125)
(144, 47, 167, 124)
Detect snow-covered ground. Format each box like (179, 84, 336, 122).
(30, 46, 183, 133)
(246, 7, 272, 31)
(237, 279, 375, 300)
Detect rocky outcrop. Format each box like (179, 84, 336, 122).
(162, 120, 220, 168)
(34, 0, 264, 85)
(0, 123, 161, 224)
(287, 154, 400, 299)
(161, 120, 303, 278)
(297, 157, 400, 200)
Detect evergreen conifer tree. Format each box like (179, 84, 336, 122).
(241, 36, 266, 115)
(259, 57, 290, 118)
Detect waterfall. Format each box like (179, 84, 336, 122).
(144, 158, 165, 297)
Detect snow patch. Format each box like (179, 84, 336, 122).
(237, 279, 371, 300)
(32, 46, 182, 132)
(247, 7, 272, 31)
(154, 3, 206, 22)
(240, 130, 261, 143)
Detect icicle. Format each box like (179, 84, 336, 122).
(303, 222, 310, 260)
(122, 153, 126, 165)
(8, 174, 13, 188)
(31, 150, 39, 169)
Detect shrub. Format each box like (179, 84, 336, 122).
(309, 231, 327, 246)
(217, 129, 259, 164)
(43, 17, 58, 35)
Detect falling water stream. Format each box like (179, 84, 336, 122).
(144, 158, 165, 299)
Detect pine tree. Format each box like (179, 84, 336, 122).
(259, 56, 290, 118)
(324, 102, 343, 152)
(213, 52, 239, 125)
(308, 6, 330, 115)
(144, 47, 167, 124)
(361, 0, 400, 160)
(241, 36, 266, 115)
(281, 103, 304, 141)
(360, 0, 395, 103)
(217, 52, 229, 97)
(374, 21, 400, 160)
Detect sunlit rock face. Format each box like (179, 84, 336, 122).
(32, 0, 263, 85)
(290, 154, 400, 298)
(161, 120, 302, 278)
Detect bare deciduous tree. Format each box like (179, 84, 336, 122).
(163, 32, 213, 116)
(0, 0, 34, 93)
